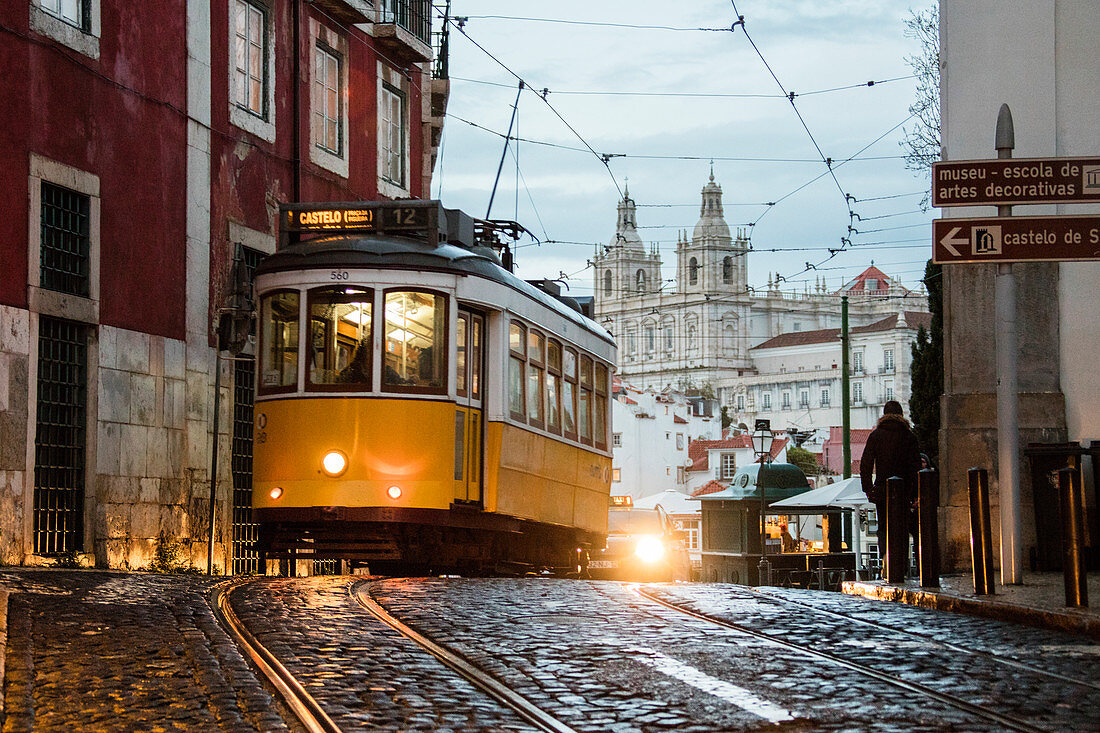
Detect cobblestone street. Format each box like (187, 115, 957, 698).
(3, 570, 1099, 731)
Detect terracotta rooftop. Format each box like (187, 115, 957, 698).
(673, 414, 688, 424)
(750, 311, 932, 350)
(691, 479, 729, 497)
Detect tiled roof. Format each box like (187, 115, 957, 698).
(686, 435, 754, 471)
(673, 414, 688, 424)
(750, 311, 931, 351)
(692, 479, 729, 497)
(619, 395, 638, 405)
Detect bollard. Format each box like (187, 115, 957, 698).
(1058, 467, 1089, 608)
(816, 558, 825, 590)
(918, 468, 941, 588)
(757, 556, 771, 586)
(885, 476, 909, 584)
(968, 468, 995, 595)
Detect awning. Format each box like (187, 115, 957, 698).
(768, 476, 873, 514)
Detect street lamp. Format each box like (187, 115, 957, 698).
(751, 419, 774, 568)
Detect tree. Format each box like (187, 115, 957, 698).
(900, 4, 940, 191)
(720, 406, 732, 430)
(909, 259, 943, 464)
(786, 446, 819, 477)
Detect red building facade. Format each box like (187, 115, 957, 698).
(0, 0, 445, 570)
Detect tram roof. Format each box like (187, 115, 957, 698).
(256, 234, 615, 347)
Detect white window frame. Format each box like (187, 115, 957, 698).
(799, 389, 809, 409)
(612, 468, 621, 482)
(762, 392, 772, 410)
(852, 349, 864, 373)
(883, 348, 895, 372)
(31, 0, 100, 58)
(612, 432, 622, 447)
(736, 394, 744, 411)
(820, 388, 830, 407)
(781, 391, 791, 410)
(229, 0, 276, 142)
(853, 381, 864, 403)
(885, 381, 895, 402)
(378, 63, 411, 197)
(720, 453, 736, 479)
(310, 22, 350, 177)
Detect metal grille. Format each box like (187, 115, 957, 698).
(34, 317, 87, 555)
(40, 181, 90, 297)
(231, 247, 263, 574)
(312, 559, 339, 576)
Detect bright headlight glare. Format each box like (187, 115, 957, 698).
(269, 487, 283, 500)
(387, 485, 402, 500)
(322, 451, 347, 476)
(634, 535, 666, 563)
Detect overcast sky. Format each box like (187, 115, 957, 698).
(431, 1, 937, 300)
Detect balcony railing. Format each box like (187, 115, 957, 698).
(379, 0, 431, 46)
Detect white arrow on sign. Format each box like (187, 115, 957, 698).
(939, 226, 968, 257)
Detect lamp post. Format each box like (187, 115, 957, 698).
(752, 419, 774, 565)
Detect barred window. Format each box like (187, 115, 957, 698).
(40, 181, 90, 297)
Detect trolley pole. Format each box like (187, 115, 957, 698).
(994, 104, 1022, 585)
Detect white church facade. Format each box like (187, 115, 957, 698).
(593, 173, 930, 447)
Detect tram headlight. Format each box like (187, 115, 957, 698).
(269, 487, 284, 500)
(321, 451, 348, 477)
(634, 536, 666, 564)
(387, 485, 402, 500)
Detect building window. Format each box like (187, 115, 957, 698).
(625, 329, 636, 357)
(799, 389, 809, 409)
(612, 468, 621, 482)
(736, 394, 744, 411)
(645, 326, 655, 352)
(603, 270, 612, 296)
(762, 393, 772, 410)
(664, 326, 673, 352)
(866, 278, 878, 291)
(722, 256, 732, 284)
(676, 433, 684, 450)
(677, 466, 686, 484)
(885, 382, 895, 402)
(40, 0, 86, 30)
(853, 381, 863, 403)
(820, 388, 830, 407)
(884, 348, 895, 372)
(380, 83, 406, 187)
(313, 44, 342, 155)
(636, 269, 646, 293)
(683, 519, 700, 551)
(781, 391, 791, 410)
(852, 350, 864, 373)
(40, 182, 90, 298)
(687, 323, 697, 351)
(689, 257, 699, 285)
(612, 432, 622, 447)
(721, 453, 736, 479)
(233, 0, 266, 117)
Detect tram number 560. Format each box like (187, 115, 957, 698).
(330, 270, 349, 281)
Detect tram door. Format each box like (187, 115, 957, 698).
(454, 309, 484, 503)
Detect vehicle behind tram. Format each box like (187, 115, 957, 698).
(251, 200, 615, 574)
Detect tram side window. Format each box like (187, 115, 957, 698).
(562, 347, 578, 440)
(578, 355, 593, 444)
(508, 322, 525, 420)
(259, 291, 300, 393)
(527, 329, 545, 427)
(546, 339, 562, 434)
(307, 287, 372, 391)
(383, 290, 446, 393)
(594, 362, 609, 449)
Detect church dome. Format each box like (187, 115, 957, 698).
(612, 185, 645, 253)
(692, 171, 731, 241)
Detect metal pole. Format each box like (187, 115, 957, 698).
(994, 103, 1022, 585)
(918, 468, 941, 588)
(486, 81, 525, 219)
(841, 296, 850, 478)
(1058, 467, 1088, 607)
(207, 350, 222, 575)
(885, 476, 908, 584)
(759, 453, 767, 569)
(968, 468, 995, 595)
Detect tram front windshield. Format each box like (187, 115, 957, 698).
(608, 509, 663, 535)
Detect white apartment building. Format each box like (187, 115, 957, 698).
(610, 382, 722, 499)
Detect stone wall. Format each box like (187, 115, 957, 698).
(0, 306, 30, 564)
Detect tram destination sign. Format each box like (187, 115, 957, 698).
(282, 201, 438, 235)
(932, 156, 1100, 207)
(932, 215, 1100, 264)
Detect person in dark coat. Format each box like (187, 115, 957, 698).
(860, 400, 922, 565)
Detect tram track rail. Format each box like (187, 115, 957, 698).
(633, 586, 1048, 733)
(750, 585, 1100, 692)
(210, 579, 342, 733)
(351, 581, 577, 733)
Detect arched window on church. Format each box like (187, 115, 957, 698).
(603, 270, 612, 296)
(689, 257, 699, 285)
(636, 269, 647, 293)
(723, 256, 733, 284)
(724, 324, 736, 354)
(687, 323, 698, 351)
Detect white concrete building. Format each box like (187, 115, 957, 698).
(610, 382, 721, 500)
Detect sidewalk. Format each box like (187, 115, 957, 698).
(842, 571, 1100, 639)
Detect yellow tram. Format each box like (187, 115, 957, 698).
(251, 201, 616, 573)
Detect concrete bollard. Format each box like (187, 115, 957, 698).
(885, 476, 909, 584)
(1058, 467, 1088, 608)
(968, 468, 995, 595)
(918, 468, 941, 588)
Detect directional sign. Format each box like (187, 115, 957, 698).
(932, 215, 1100, 264)
(932, 156, 1100, 207)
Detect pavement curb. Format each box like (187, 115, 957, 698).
(841, 580, 1100, 640)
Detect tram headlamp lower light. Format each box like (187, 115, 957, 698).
(634, 536, 666, 564)
(322, 451, 348, 476)
(387, 485, 402, 500)
(269, 487, 283, 500)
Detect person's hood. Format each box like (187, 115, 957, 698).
(876, 413, 911, 429)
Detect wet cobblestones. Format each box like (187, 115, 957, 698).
(0, 570, 288, 733)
